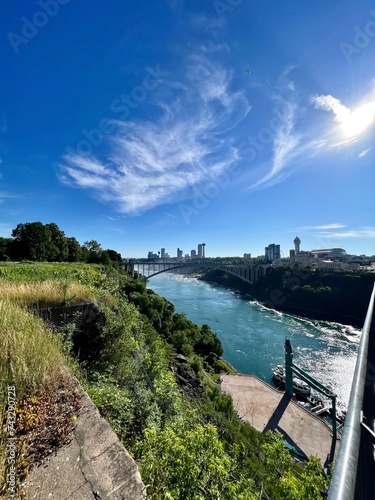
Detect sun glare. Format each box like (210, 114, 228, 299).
(341, 102, 375, 138)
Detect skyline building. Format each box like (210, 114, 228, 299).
(191, 249, 197, 259)
(197, 244, 203, 258)
(265, 243, 280, 261)
(294, 236, 301, 254)
(177, 247, 183, 258)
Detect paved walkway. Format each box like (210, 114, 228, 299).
(221, 373, 339, 465)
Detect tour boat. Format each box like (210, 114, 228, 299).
(272, 365, 311, 396)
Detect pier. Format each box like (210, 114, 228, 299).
(220, 373, 339, 465)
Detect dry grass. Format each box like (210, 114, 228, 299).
(0, 301, 69, 492)
(0, 279, 98, 307)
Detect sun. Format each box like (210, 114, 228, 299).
(341, 102, 375, 138)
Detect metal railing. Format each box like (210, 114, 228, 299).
(327, 282, 375, 500)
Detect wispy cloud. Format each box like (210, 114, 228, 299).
(315, 227, 375, 239)
(58, 54, 250, 214)
(249, 84, 375, 190)
(312, 95, 350, 123)
(289, 223, 347, 232)
(163, 212, 177, 218)
(313, 223, 347, 230)
(359, 148, 371, 158)
(251, 101, 301, 189)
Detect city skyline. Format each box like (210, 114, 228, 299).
(1, 2, 374, 258)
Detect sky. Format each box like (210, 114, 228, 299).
(1, 0, 375, 258)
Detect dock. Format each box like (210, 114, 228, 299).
(220, 373, 340, 465)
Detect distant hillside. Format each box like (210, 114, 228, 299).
(200, 267, 374, 327)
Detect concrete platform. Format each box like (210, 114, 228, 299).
(220, 373, 339, 466)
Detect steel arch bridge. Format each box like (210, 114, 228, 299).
(127, 261, 273, 284)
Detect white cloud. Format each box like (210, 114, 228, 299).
(359, 148, 371, 158)
(313, 223, 347, 230)
(315, 227, 375, 239)
(59, 54, 250, 214)
(250, 101, 302, 189)
(312, 95, 350, 124)
(290, 223, 347, 232)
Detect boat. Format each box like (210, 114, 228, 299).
(272, 365, 311, 396)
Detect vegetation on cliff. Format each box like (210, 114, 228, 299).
(200, 266, 374, 326)
(0, 257, 329, 499)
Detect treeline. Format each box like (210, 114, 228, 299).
(200, 266, 375, 326)
(0, 222, 122, 265)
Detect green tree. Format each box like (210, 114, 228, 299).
(0, 237, 12, 260)
(137, 415, 257, 499)
(66, 237, 82, 262)
(46, 223, 69, 261)
(11, 222, 58, 261)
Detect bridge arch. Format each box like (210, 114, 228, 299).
(131, 263, 254, 285)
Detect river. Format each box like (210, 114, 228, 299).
(148, 272, 361, 411)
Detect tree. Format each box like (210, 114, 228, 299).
(106, 249, 122, 263)
(137, 416, 257, 499)
(46, 223, 69, 261)
(66, 237, 82, 262)
(83, 240, 105, 263)
(0, 238, 13, 260)
(11, 222, 58, 261)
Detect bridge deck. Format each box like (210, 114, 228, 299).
(220, 373, 339, 465)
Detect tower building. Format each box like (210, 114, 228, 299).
(294, 237, 301, 254)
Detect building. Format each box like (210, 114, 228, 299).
(310, 248, 346, 260)
(243, 253, 252, 259)
(191, 250, 197, 259)
(197, 244, 203, 258)
(160, 248, 166, 258)
(147, 251, 159, 259)
(202, 243, 206, 258)
(177, 248, 183, 258)
(294, 237, 301, 254)
(265, 243, 281, 261)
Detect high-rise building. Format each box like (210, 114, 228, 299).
(197, 244, 203, 258)
(147, 251, 159, 259)
(202, 243, 206, 258)
(265, 244, 280, 261)
(191, 250, 197, 259)
(243, 253, 252, 259)
(294, 237, 301, 254)
(161, 248, 165, 258)
(177, 247, 183, 258)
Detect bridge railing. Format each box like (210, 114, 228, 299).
(327, 282, 375, 500)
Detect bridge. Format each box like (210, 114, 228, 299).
(126, 260, 273, 284)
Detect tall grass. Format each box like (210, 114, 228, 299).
(0, 301, 68, 486)
(0, 279, 97, 306)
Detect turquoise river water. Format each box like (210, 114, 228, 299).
(148, 273, 361, 412)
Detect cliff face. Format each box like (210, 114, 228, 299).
(199, 268, 374, 327)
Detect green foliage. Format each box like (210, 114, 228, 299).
(136, 415, 257, 499)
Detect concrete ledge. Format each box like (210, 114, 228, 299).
(24, 378, 146, 499)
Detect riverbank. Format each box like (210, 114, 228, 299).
(198, 267, 374, 328)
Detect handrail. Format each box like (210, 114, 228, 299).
(327, 282, 375, 500)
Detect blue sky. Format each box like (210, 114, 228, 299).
(1, 0, 374, 258)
